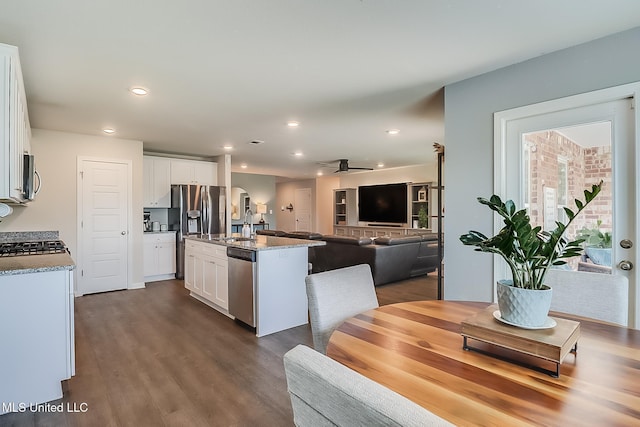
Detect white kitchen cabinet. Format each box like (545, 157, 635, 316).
(170, 159, 217, 185)
(143, 233, 176, 282)
(184, 251, 199, 293)
(143, 156, 172, 208)
(0, 43, 31, 204)
(201, 253, 228, 309)
(184, 239, 228, 310)
(0, 269, 74, 413)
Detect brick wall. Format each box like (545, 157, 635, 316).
(524, 131, 611, 239)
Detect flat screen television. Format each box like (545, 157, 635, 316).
(358, 183, 408, 224)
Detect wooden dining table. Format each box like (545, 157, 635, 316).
(326, 300, 640, 426)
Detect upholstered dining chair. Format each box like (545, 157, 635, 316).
(305, 264, 379, 354)
(545, 269, 629, 326)
(283, 344, 454, 427)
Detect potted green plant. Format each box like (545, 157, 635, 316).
(459, 181, 602, 328)
(418, 205, 429, 229)
(577, 219, 612, 266)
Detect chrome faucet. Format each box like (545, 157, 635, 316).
(244, 208, 254, 236)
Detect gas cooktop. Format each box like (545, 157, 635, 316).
(0, 240, 69, 257)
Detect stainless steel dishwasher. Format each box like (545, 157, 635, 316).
(227, 246, 257, 327)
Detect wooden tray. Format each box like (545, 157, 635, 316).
(461, 304, 580, 376)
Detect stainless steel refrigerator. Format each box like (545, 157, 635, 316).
(170, 184, 226, 279)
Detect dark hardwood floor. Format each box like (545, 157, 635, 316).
(1, 273, 438, 427)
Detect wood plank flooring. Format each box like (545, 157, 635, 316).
(1, 273, 438, 427)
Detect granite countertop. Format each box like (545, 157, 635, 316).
(0, 230, 76, 275)
(0, 253, 76, 276)
(185, 234, 326, 251)
(0, 230, 60, 243)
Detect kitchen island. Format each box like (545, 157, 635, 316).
(184, 234, 325, 337)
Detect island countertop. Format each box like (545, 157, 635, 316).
(185, 234, 326, 251)
(0, 253, 76, 276)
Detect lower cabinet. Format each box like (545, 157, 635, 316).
(184, 240, 228, 310)
(0, 269, 74, 412)
(143, 233, 176, 281)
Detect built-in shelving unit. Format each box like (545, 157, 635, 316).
(333, 188, 357, 226)
(409, 183, 431, 229)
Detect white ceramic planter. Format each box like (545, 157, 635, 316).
(496, 280, 553, 328)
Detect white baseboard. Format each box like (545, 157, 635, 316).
(128, 281, 146, 290)
(144, 273, 176, 283)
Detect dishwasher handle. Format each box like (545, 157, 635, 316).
(227, 247, 256, 262)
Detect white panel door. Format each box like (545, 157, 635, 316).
(294, 188, 312, 231)
(497, 90, 638, 327)
(79, 160, 129, 294)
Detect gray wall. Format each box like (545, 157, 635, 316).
(444, 26, 640, 301)
(231, 172, 277, 228)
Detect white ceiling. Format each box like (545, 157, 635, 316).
(2, 1, 640, 179)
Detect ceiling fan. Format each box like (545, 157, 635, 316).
(324, 159, 374, 173)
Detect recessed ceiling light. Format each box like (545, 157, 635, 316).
(317, 171, 323, 176)
(377, 162, 384, 168)
(240, 163, 248, 169)
(223, 144, 233, 150)
(287, 121, 299, 127)
(386, 129, 400, 135)
(103, 128, 115, 134)
(293, 151, 303, 157)
(130, 87, 148, 96)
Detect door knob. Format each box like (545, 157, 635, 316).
(618, 260, 633, 271)
(620, 239, 633, 249)
(121, 231, 127, 235)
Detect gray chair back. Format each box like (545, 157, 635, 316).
(305, 264, 379, 354)
(546, 269, 628, 326)
(283, 344, 453, 427)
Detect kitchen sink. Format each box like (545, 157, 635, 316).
(214, 236, 255, 243)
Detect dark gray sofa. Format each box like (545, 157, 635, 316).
(311, 233, 439, 286)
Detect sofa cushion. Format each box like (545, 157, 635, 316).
(256, 229, 287, 236)
(375, 235, 422, 245)
(321, 235, 372, 246)
(285, 231, 324, 240)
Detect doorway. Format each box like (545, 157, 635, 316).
(294, 188, 312, 231)
(77, 158, 131, 295)
(495, 84, 639, 328)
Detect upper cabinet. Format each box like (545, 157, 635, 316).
(143, 156, 172, 208)
(170, 159, 217, 185)
(0, 43, 31, 204)
(144, 156, 219, 208)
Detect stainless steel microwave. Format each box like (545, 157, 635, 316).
(23, 154, 40, 201)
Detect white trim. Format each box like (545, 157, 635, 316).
(76, 156, 133, 295)
(494, 82, 640, 328)
(129, 281, 146, 290)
